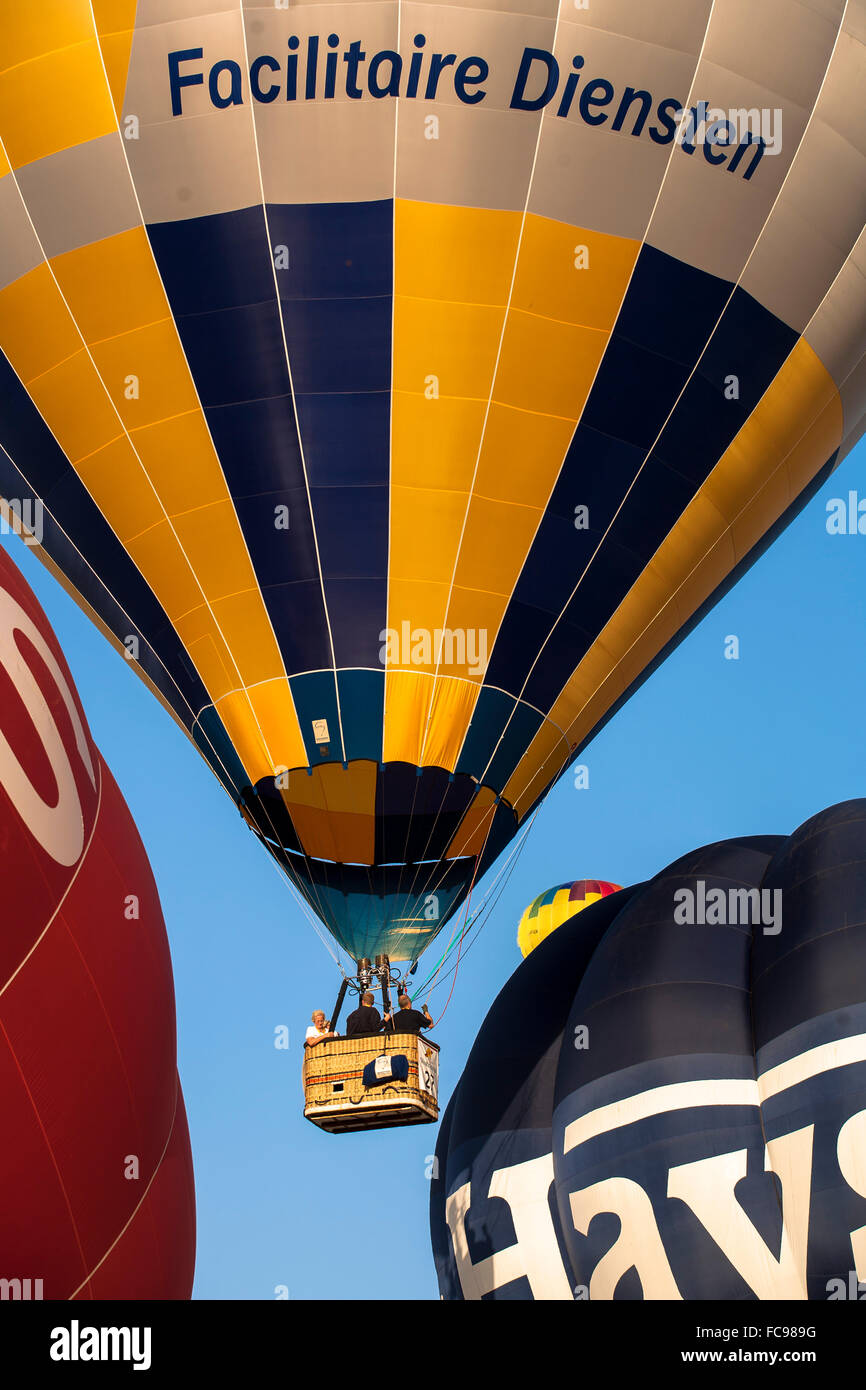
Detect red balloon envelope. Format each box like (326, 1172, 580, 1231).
(0, 543, 195, 1299)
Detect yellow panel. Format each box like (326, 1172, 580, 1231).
(453, 495, 540, 595)
(26, 349, 120, 461)
(125, 521, 205, 624)
(210, 592, 290, 689)
(321, 761, 377, 816)
(75, 436, 163, 543)
(494, 310, 607, 418)
(383, 670, 433, 765)
(132, 411, 226, 516)
(0, 41, 114, 167)
(473, 404, 576, 508)
(389, 209, 638, 772)
(89, 319, 202, 427)
(505, 340, 844, 815)
(180, 626, 238, 701)
(0, 3, 94, 70)
(92, 1, 137, 118)
(438, 586, 513, 672)
(213, 687, 279, 785)
(513, 216, 639, 329)
(0, 265, 80, 383)
(420, 676, 481, 770)
(284, 762, 377, 864)
(391, 392, 486, 493)
(388, 485, 467, 585)
(386, 579, 451, 666)
(171, 500, 259, 603)
(52, 228, 165, 343)
(393, 296, 504, 399)
(245, 678, 307, 773)
(395, 200, 520, 305)
(446, 786, 499, 859)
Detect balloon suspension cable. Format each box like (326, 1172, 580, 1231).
(416, 804, 543, 1013)
(421, 800, 504, 1026)
(412, 804, 541, 997)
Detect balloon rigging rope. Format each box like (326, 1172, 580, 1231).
(412, 802, 540, 992)
(419, 804, 541, 1010)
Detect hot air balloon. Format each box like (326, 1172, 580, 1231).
(0, 543, 195, 1299)
(431, 801, 866, 1300)
(517, 878, 621, 957)
(0, 3, 863, 1015)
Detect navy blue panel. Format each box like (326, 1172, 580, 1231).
(148, 209, 332, 678)
(615, 243, 730, 364)
(653, 294, 797, 489)
(336, 669, 384, 763)
(261, 580, 333, 674)
(289, 670, 342, 763)
(312, 482, 388, 664)
(232, 489, 318, 586)
(482, 601, 556, 694)
(311, 487, 387, 578)
(295, 393, 390, 487)
(280, 296, 391, 394)
(149, 201, 392, 678)
(512, 618, 593, 713)
(483, 700, 544, 793)
(268, 199, 392, 299)
(508, 511, 600, 616)
(374, 764, 477, 865)
(181, 300, 289, 406)
(696, 285, 797, 395)
(545, 427, 644, 523)
(0, 351, 208, 730)
(455, 686, 517, 780)
(204, 396, 306, 494)
(325, 578, 386, 667)
(147, 205, 276, 314)
(580, 336, 690, 449)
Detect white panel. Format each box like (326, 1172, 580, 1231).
(0, 175, 43, 291)
(702, 0, 841, 106)
(397, 103, 539, 209)
(570, 0, 713, 53)
(123, 8, 258, 220)
(530, 20, 709, 237)
(15, 135, 140, 260)
(805, 229, 866, 384)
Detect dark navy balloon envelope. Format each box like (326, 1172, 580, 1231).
(432, 805, 866, 1300)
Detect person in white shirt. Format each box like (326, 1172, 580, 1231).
(305, 1009, 336, 1047)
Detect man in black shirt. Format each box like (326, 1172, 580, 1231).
(386, 994, 433, 1034)
(345, 992, 386, 1037)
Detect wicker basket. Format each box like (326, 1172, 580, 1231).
(302, 1032, 440, 1134)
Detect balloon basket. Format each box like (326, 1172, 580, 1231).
(302, 1033, 440, 1134)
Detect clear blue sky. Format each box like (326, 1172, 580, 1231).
(4, 441, 866, 1300)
